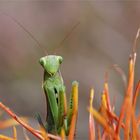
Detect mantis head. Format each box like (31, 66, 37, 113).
(39, 55, 63, 76)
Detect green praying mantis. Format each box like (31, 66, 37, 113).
(3, 13, 79, 137)
(39, 55, 78, 136)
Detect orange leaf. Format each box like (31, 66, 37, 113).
(13, 126, 17, 140)
(89, 107, 115, 138)
(68, 82, 78, 140)
(0, 117, 27, 129)
(0, 135, 14, 140)
(89, 89, 95, 140)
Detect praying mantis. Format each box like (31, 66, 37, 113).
(39, 55, 78, 136)
(2, 13, 79, 138)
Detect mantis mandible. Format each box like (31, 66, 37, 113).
(4, 13, 79, 137)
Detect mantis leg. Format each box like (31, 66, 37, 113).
(44, 85, 58, 133)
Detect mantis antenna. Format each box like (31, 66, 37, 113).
(1, 12, 48, 55)
(53, 21, 80, 54)
(1, 11, 80, 55)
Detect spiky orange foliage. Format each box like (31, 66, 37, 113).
(0, 102, 61, 140)
(89, 89, 95, 140)
(89, 28, 140, 140)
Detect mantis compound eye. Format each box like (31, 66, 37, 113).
(58, 56, 63, 64)
(39, 57, 45, 67)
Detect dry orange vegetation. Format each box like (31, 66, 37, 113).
(89, 29, 140, 140)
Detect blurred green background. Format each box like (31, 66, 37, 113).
(0, 1, 140, 139)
